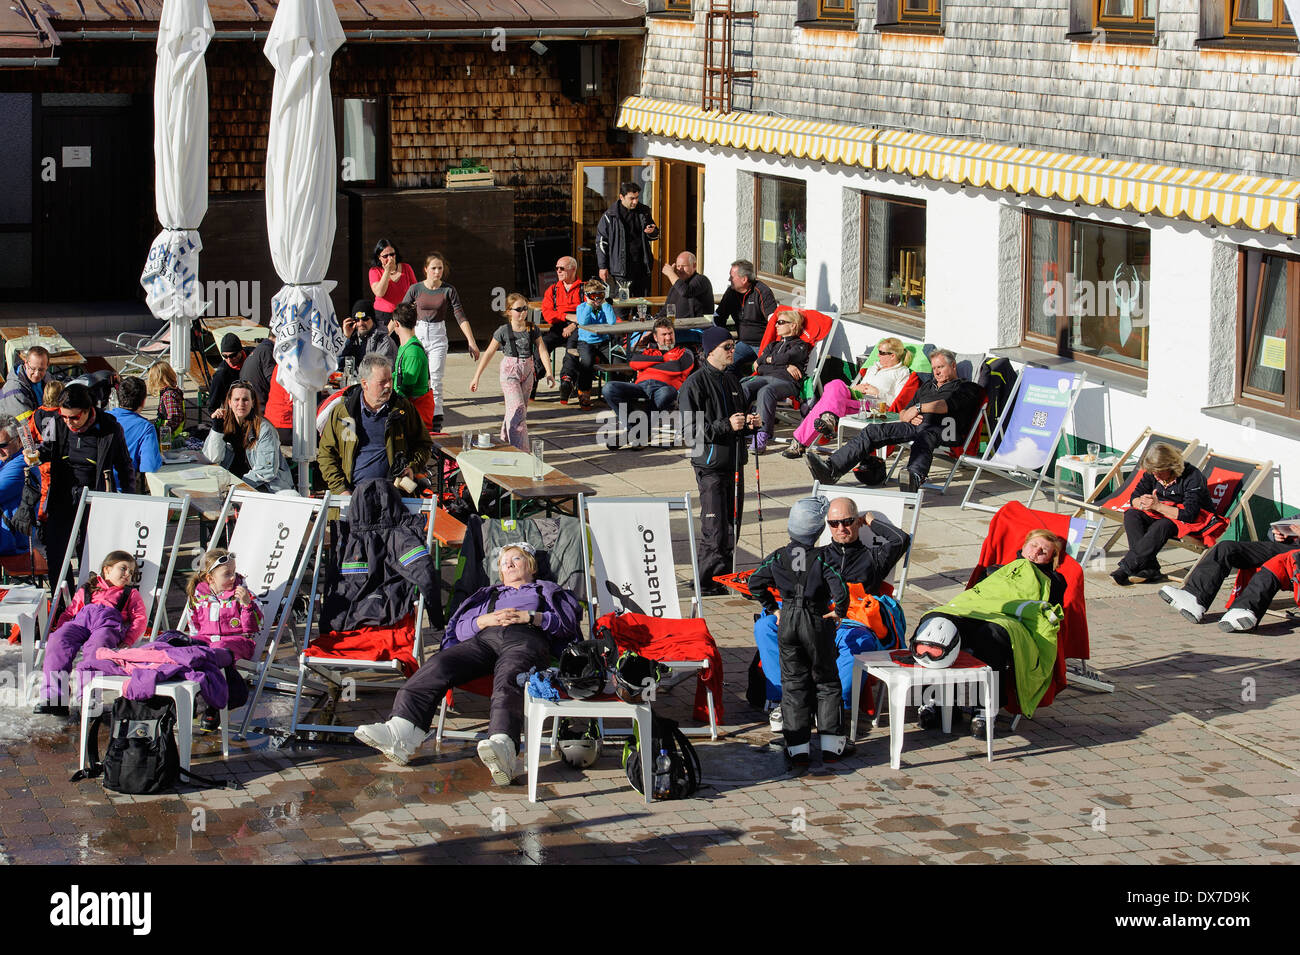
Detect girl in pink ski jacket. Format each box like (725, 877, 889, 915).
(34, 550, 147, 715)
(186, 549, 262, 658)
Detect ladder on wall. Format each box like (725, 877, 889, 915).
(702, 0, 757, 114)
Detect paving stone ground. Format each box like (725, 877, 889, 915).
(3, 352, 1299, 865)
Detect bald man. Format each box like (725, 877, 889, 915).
(660, 251, 714, 321)
(753, 496, 910, 734)
(539, 255, 584, 400)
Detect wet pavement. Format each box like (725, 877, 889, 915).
(3, 352, 1300, 865)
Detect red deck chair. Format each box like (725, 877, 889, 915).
(967, 500, 1094, 713)
(751, 306, 838, 422)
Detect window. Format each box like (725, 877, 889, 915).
(1238, 250, 1300, 419)
(755, 175, 807, 286)
(860, 193, 926, 324)
(876, 0, 942, 33)
(1096, 0, 1156, 36)
(796, 0, 855, 25)
(1022, 213, 1150, 374)
(335, 97, 388, 186)
(647, 0, 693, 16)
(1199, 0, 1297, 50)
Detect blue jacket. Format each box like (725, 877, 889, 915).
(108, 407, 163, 480)
(0, 452, 36, 554)
(574, 301, 617, 345)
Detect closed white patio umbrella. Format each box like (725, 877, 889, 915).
(264, 0, 347, 493)
(140, 0, 213, 387)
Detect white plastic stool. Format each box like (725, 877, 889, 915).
(849, 651, 996, 770)
(523, 690, 652, 804)
(79, 675, 229, 772)
(0, 585, 49, 679)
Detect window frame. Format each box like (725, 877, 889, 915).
(875, 0, 943, 35)
(1236, 248, 1300, 420)
(333, 95, 389, 188)
(1020, 211, 1152, 379)
(818, 0, 855, 20)
(858, 191, 926, 331)
(795, 0, 855, 27)
(752, 173, 808, 294)
(1095, 0, 1156, 39)
(1198, 0, 1298, 51)
(647, 0, 693, 17)
(1229, 0, 1295, 39)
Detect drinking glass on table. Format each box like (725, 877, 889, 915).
(26, 323, 38, 339)
(1086, 442, 1100, 459)
(637, 303, 648, 322)
(531, 439, 545, 481)
(665, 304, 676, 324)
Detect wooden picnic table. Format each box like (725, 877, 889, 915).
(0, 325, 86, 375)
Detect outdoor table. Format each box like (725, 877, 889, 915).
(145, 449, 252, 522)
(849, 649, 997, 770)
(433, 433, 594, 519)
(836, 410, 901, 448)
(1, 326, 86, 376)
(582, 314, 714, 369)
(1053, 453, 1136, 510)
(205, 317, 268, 347)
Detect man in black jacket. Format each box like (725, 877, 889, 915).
(713, 260, 778, 377)
(596, 182, 659, 298)
(659, 251, 714, 320)
(807, 349, 982, 493)
(677, 326, 759, 593)
(338, 299, 398, 371)
(206, 333, 247, 418)
(242, 332, 277, 410)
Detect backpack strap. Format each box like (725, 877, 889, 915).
(69, 711, 108, 781)
(176, 766, 243, 790)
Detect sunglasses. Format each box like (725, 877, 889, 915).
(878, 350, 895, 356)
(222, 351, 242, 360)
(826, 518, 856, 529)
(720, 343, 735, 351)
(508, 307, 529, 313)
(212, 553, 234, 566)
(775, 319, 793, 326)
(379, 252, 396, 259)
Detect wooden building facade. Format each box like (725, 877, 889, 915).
(0, 0, 642, 341)
(628, 0, 1300, 516)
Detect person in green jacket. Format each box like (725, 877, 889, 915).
(388, 302, 437, 432)
(913, 529, 1065, 723)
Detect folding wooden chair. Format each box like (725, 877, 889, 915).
(959, 366, 1087, 513)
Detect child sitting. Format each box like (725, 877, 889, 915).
(34, 550, 147, 716)
(186, 549, 262, 729)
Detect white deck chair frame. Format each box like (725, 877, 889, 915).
(810, 481, 924, 600)
(881, 398, 992, 496)
(35, 489, 190, 671)
(286, 495, 438, 738)
(578, 492, 719, 740)
(186, 489, 330, 739)
(959, 367, 1087, 513)
(773, 312, 842, 429)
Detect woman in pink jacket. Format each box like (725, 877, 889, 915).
(34, 550, 147, 716)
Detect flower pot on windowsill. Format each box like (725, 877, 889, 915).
(790, 257, 806, 282)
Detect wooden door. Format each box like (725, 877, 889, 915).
(572, 159, 662, 283)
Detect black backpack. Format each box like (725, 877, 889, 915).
(622, 715, 702, 800)
(72, 696, 238, 794)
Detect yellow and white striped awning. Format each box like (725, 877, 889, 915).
(875, 129, 1300, 234)
(616, 96, 877, 168)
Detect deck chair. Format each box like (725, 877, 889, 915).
(750, 306, 839, 429)
(881, 390, 990, 494)
(1063, 429, 1206, 567)
(286, 495, 437, 739)
(187, 490, 330, 738)
(433, 512, 589, 744)
(959, 366, 1087, 513)
(31, 490, 189, 676)
(810, 481, 923, 600)
(579, 493, 720, 739)
(969, 500, 1109, 695)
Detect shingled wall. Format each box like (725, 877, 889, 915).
(641, 1, 1300, 181)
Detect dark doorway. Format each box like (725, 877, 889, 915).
(36, 99, 152, 300)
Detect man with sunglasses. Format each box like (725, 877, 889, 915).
(678, 326, 759, 593)
(339, 299, 398, 371)
(753, 497, 910, 733)
(206, 333, 248, 419)
(538, 257, 584, 400)
(0, 345, 53, 420)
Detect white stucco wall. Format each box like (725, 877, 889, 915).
(636, 137, 1300, 511)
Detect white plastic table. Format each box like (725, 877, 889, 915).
(523, 689, 652, 803)
(0, 584, 49, 681)
(849, 650, 997, 770)
(1054, 454, 1135, 509)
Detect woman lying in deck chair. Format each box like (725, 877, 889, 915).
(356, 543, 581, 784)
(911, 529, 1066, 733)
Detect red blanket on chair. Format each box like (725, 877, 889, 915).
(594, 611, 724, 723)
(303, 613, 419, 677)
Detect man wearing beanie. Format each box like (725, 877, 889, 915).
(747, 495, 853, 766)
(339, 299, 398, 371)
(677, 326, 759, 593)
(206, 332, 247, 417)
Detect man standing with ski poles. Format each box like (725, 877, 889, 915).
(678, 327, 759, 597)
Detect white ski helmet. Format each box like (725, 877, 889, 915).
(557, 718, 602, 769)
(911, 616, 961, 669)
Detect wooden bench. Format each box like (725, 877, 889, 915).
(595, 362, 635, 382)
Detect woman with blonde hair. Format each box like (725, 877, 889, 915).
(355, 542, 581, 783)
(742, 307, 811, 454)
(469, 293, 554, 449)
(1111, 443, 1208, 586)
(783, 336, 914, 458)
(147, 360, 186, 435)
